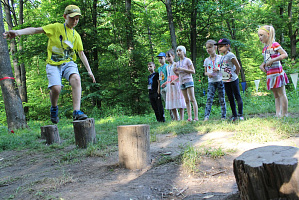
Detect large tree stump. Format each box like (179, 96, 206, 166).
(233, 145, 299, 200)
(117, 124, 150, 170)
(73, 118, 96, 148)
(40, 125, 60, 145)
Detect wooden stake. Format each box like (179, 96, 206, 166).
(73, 118, 96, 148)
(40, 125, 60, 145)
(117, 124, 151, 170)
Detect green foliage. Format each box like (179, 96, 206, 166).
(1, 0, 298, 122)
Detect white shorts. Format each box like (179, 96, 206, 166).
(46, 61, 79, 88)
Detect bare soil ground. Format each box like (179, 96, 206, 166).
(1, 128, 299, 200)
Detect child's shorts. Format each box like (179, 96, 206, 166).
(46, 61, 79, 88)
(180, 81, 194, 90)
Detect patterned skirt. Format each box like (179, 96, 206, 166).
(266, 65, 289, 90)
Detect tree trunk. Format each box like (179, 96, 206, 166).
(144, 1, 154, 62)
(226, 19, 246, 83)
(18, 0, 28, 111)
(3, 0, 28, 112)
(164, 0, 177, 54)
(0, 2, 27, 130)
(288, 0, 297, 60)
(233, 146, 299, 200)
(190, 0, 197, 67)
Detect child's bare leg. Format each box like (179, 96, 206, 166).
(69, 74, 82, 111)
(179, 108, 184, 121)
(272, 86, 288, 117)
(171, 109, 179, 120)
(182, 89, 192, 120)
(50, 85, 61, 107)
(187, 87, 198, 120)
(280, 86, 288, 117)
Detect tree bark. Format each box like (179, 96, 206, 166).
(41, 125, 60, 145)
(163, 0, 177, 53)
(144, 1, 154, 62)
(0, 2, 27, 130)
(226, 19, 246, 83)
(190, 0, 197, 67)
(3, 0, 28, 112)
(117, 124, 150, 170)
(73, 118, 96, 148)
(233, 146, 299, 200)
(288, 0, 297, 60)
(18, 0, 28, 110)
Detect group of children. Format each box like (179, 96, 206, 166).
(2, 5, 288, 123)
(148, 24, 289, 122)
(148, 46, 199, 122)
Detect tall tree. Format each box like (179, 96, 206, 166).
(287, 0, 298, 60)
(226, 19, 246, 83)
(3, 0, 28, 112)
(161, 0, 177, 52)
(0, 2, 27, 130)
(190, 0, 197, 67)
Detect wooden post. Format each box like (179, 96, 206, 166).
(117, 124, 151, 170)
(40, 125, 60, 145)
(73, 118, 96, 148)
(233, 145, 299, 200)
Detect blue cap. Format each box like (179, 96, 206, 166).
(156, 52, 166, 57)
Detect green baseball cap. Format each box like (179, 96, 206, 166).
(64, 5, 81, 17)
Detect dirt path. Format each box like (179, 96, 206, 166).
(1, 131, 299, 200)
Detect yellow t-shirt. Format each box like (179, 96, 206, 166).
(42, 23, 83, 66)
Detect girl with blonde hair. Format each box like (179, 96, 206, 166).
(258, 25, 289, 117)
(173, 46, 198, 121)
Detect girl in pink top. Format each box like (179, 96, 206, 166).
(173, 46, 198, 121)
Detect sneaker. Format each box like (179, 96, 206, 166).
(204, 117, 209, 121)
(239, 116, 244, 120)
(50, 106, 59, 124)
(230, 116, 237, 122)
(73, 110, 88, 121)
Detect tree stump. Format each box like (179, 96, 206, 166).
(117, 124, 151, 170)
(73, 118, 96, 148)
(233, 145, 299, 200)
(40, 125, 60, 145)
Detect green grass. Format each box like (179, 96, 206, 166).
(1, 110, 298, 153)
(0, 90, 298, 176)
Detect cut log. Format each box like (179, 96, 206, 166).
(40, 125, 60, 145)
(73, 118, 96, 148)
(117, 124, 151, 170)
(233, 145, 299, 200)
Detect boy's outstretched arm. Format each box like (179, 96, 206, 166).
(3, 27, 44, 39)
(78, 51, 96, 83)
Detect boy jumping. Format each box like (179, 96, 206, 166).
(3, 5, 96, 123)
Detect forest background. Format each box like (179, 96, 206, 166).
(0, 0, 298, 126)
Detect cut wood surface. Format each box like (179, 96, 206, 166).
(233, 145, 299, 200)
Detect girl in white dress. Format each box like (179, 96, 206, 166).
(164, 49, 186, 120)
